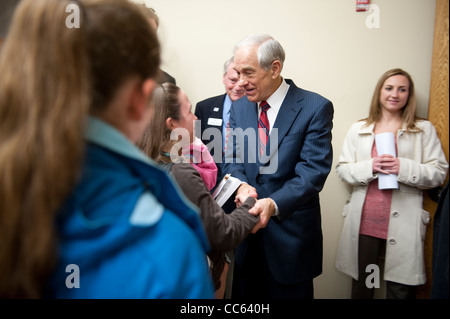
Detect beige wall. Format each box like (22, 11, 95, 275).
(133, 0, 437, 298)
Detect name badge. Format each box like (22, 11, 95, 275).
(207, 118, 223, 126)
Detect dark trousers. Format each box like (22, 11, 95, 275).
(352, 234, 417, 299)
(231, 234, 314, 299)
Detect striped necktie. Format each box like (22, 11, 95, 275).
(258, 100, 270, 157)
(223, 120, 230, 152)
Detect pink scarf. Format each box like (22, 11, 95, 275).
(182, 137, 218, 191)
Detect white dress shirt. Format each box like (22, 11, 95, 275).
(258, 78, 290, 133)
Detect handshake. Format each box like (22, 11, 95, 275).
(234, 183, 276, 234)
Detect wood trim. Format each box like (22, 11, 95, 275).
(417, 0, 449, 299)
(428, 0, 450, 160)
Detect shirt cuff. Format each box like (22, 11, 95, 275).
(270, 198, 280, 216)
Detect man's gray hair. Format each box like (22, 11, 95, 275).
(233, 34, 285, 71)
(223, 56, 234, 76)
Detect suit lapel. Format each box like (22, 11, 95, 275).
(266, 81, 304, 161)
(243, 101, 259, 166)
(230, 98, 258, 173)
(243, 100, 259, 128)
(234, 83, 305, 173)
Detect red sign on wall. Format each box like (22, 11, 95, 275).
(356, 0, 370, 12)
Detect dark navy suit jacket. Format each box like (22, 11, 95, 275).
(195, 94, 226, 153)
(223, 79, 334, 284)
(195, 94, 227, 181)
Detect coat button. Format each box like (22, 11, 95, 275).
(388, 238, 396, 245)
(392, 211, 399, 218)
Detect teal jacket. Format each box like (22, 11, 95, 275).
(47, 118, 214, 298)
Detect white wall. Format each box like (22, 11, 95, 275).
(0, 0, 21, 38)
(132, 0, 437, 299)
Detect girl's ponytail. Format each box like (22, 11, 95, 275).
(0, 0, 90, 298)
(0, 0, 160, 298)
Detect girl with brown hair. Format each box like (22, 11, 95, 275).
(137, 83, 261, 298)
(0, 0, 213, 299)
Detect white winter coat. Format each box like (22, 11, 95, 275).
(335, 120, 448, 285)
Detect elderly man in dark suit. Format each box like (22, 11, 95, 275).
(194, 57, 245, 185)
(223, 34, 334, 299)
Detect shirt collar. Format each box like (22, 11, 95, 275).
(85, 116, 155, 165)
(223, 94, 232, 116)
(259, 78, 290, 111)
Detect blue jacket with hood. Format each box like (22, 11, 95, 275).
(46, 118, 214, 299)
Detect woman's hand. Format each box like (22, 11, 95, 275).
(235, 183, 258, 207)
(373, 154, 400, 175)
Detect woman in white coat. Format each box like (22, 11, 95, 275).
(335, 68, 448, 299)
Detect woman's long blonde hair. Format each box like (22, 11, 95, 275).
(0, 0, 159, 298)
(364, 68, 421, 131)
